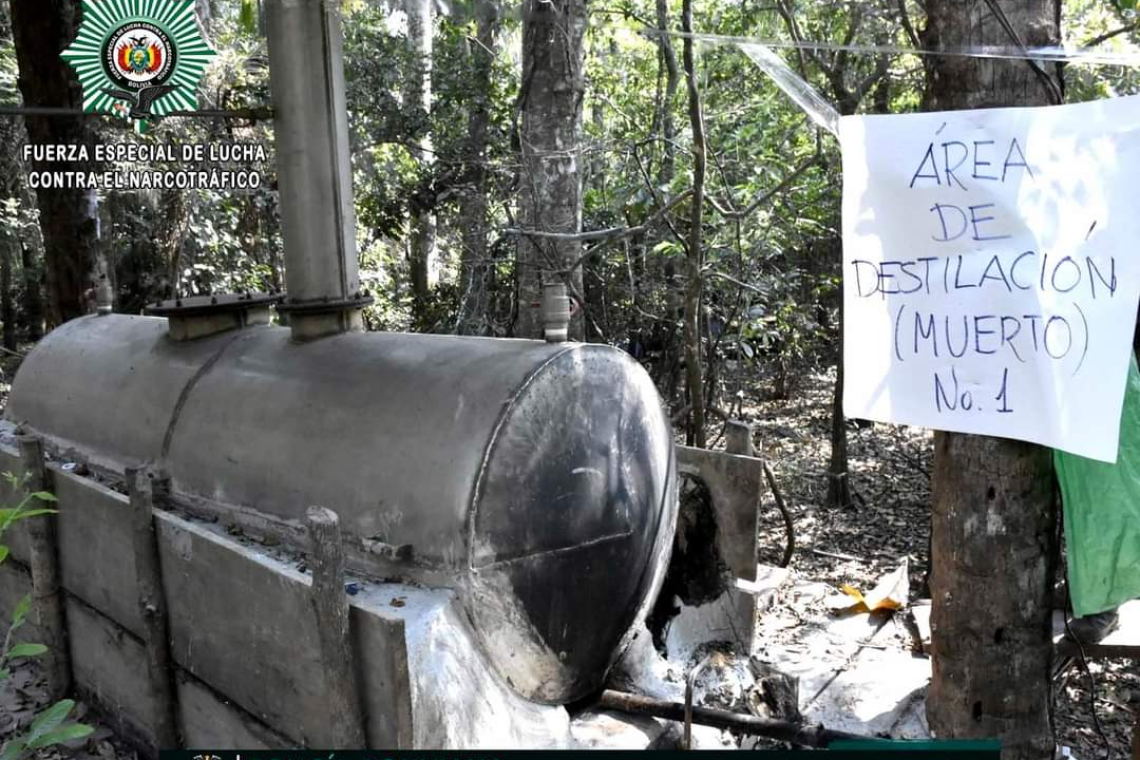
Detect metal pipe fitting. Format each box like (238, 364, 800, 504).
(542, 281, 571, 343)
(265, 0, 370, 339)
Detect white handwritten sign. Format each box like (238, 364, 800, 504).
(841, 96, 1140, 462)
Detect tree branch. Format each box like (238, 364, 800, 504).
(705, 270, 768, 295)
(1083, 23, 1137, 49)
(725, 151, 821, 220)
(896, 0, 921, 49)
(506, 188, 692, 245)
(775, 0, 823, 77)
(556, 188, 695, 274)
(632, 142, 688, 253)
(833, 5, 866, 81)
(853, 53, 891, 105)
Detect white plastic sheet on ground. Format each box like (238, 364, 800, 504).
(840, 96, 1140, 462)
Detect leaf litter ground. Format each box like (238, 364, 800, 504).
(743, 366, 1139, 757)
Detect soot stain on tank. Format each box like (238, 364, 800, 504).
(646, 476, 730, 651)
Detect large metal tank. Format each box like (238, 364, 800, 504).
(7, 314, 678, 704)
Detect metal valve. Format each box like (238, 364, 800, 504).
(542, 281, 571, 343)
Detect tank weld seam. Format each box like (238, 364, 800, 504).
(159, 330, 253, 462)
(463, 343, 581, 572)
(471, 529, 634, 570)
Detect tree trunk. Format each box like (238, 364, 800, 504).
(0, 34, 24, 351)
(655, 0, 678, 185)
(1, 245, 15, 352)
(826, 134, 858, 507)
(826, 349, 851, 508)
(513, 0, 586, 340)
(828, 75, 890, 508)
(10, 0, 99, 326)
(827, 62, 890, 509)
(457, 0, 499, 336)
(156, 187, 190, 297)
(405, 0, 435, 329)
(20, 243, 43, 342)
(654, 0, 683, 407)
(921, 3, 1061, 758)
(828, 234, 848, 505)
(680, 0, 706, 448)
(582, 41, 613, 343)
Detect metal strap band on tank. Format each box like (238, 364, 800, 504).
(159, 328, 258, 461)
(462, 343, 579, 571)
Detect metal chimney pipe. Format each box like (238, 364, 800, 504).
(265, 0, 371, 340)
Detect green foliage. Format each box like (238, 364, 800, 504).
(0, 35, 18, 106)
(341, 0, 518, 331)
(238, 0, 258, 36)
(1065, 0, 1140, 104)
(1, 700, 94, 760)
(4, 644, 46, 659)
(0, 473, 92, 760)
(7, 0, 1140, 403)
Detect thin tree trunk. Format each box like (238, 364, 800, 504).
(20, 243, 43, 342)
(828, 52, 880, 507)
(405, 0, 435, 328)
(655, 0, 678, 184)
(582, 41, 614, 342)
(827, 234, 848, 508)
(655, 0, 683, 406)
(805, 17, 888, 510)
(10, 0, 99, 326)
(826, 345, 850, 507)
(827, 86, 880, 509)
(2, 245, 15, 352)
(457, 0, 499, 336)
(0, 39, 21, 351)
(513, 0, 586, 339)
(156, 187, 190, 297)
(921, 3, 1061, 758)
(680, 0, 706, 448)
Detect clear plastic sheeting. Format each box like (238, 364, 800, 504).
(655, 27, 1140, 141)
(643, 28, 1140, 67)
(1055, 355, 1140, 617)
(736, 42, 840, 137)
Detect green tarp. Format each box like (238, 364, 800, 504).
(1055, 354, 1140, 617)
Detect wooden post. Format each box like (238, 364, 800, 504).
(127, 467, 180, 750)
(726, 419, 754, 457)
(306, 506, 367, 748)
(17, 434, 71, 700)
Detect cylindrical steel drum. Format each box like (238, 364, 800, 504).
(7, 314, 678, 703)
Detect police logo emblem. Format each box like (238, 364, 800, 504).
(62, 0, 216, 128)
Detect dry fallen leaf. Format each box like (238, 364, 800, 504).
(839, 558, 909, 613)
